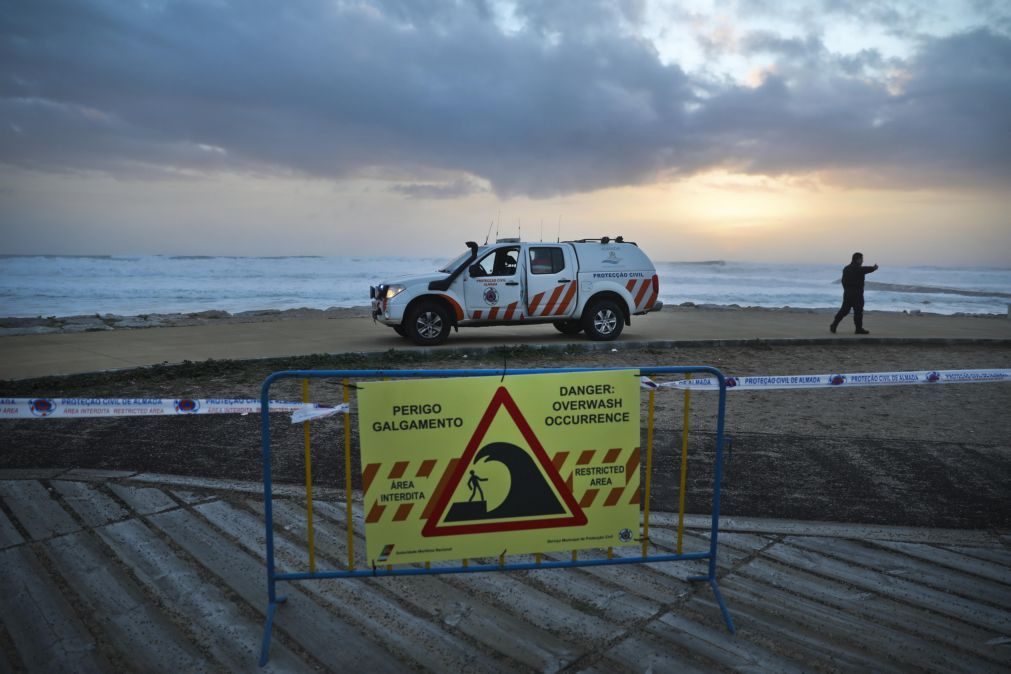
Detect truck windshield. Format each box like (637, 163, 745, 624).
(438, 247, 487, 273)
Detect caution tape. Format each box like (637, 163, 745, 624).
(640, 368, 1011, 391)
(6, 367, 1007, 420)
(0, 397, 349, 422)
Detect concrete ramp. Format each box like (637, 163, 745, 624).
(1, 469, 1009, 672)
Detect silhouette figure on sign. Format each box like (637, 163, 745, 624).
(445, 442, 566, 522)
(467, 470, 488, 502)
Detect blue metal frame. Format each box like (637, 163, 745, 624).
(259, 366, 733, 666)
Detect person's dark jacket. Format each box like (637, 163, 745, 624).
(841, 263, 877, 292)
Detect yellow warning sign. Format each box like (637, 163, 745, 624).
(357, 370, 641, 565)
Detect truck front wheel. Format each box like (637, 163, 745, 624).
(582, 299, 624, 341)
(406, 301, 451, 346)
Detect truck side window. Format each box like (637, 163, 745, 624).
(529, 247, 565, 274)
(474, 247, 519, 277)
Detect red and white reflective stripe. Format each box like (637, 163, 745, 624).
(625, 277, 656, 312)
(640, 369, 1011, 391)
(527, 281, 577, 317)
(0, 398, 347, 421)
(471, 301, 520, 320)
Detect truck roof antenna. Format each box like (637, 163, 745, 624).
(556, 216, 561, 243)
(484, 221, 493, 245)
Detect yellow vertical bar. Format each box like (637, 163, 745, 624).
(571, 550, 577, 562)
(463, 559, 469, 568)
(302, 379, 316, 573)
(642, 389, 655, 558)
(343, 379, 354, 570)
(677, 381, 692, 555)
(535, 552, 542, 565)
(607, 546, 613, 559)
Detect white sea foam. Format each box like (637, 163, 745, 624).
(1, 254, 1008, 318)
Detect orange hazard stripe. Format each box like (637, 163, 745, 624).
(421, 458, 460, 519)
(626, 447, 640, 484)
(393, 503, 414, 522)
(362, 463, 380, 494)
(626, 279, 636, 292)
(577, 449, 595, 465)
(528, 291, 544, 314)
(554, 282, 577, 316)
(489, 306, 499, 320)
(634, 279, 651, 308)
(389, 461, 409, 479)
(603, 448, 621, 463)
(604, 487, 625, 507)
(541, 283, 566, 315)
(439, 294, 465, 321)
(504, 301, 517, 320)
(628, 488, 641, 505)
(473, 309, 483, 319)
(417, 459, 437, 478)
(580, 489, 599, 508)
(366, 503, 386, 523)
(552, 451, 569, 471)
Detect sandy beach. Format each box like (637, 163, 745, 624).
(1, 304, 1008, 380)
(2, 318, 1009, 529)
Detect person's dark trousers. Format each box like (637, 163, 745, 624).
(832, 291, 864, 331)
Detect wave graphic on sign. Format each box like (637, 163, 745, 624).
(422, 386, 587, 536)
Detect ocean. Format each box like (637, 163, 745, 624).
(1, 255, 1009, 318)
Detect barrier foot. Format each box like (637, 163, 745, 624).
(687, 575, 735, 634)
(708, 578, 735, 634)
(259, 596, 287, 667)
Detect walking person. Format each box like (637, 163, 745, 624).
(467, 469, 488, 502)
(830, 252, 879, 334)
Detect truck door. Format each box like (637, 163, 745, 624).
(461, 246, 523, 320)
(525, 245, 577, 318)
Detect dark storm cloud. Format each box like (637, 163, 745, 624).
(391, 177, 487, 199)
(1, 0, 1009, 197)
(688, 27, 1011, 184)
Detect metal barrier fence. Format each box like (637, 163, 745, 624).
(259, 366, 733, 666)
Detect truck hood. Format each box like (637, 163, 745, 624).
(381, 272, 448, 287)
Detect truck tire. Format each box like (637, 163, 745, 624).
(553, 320, 583, 335)
(392, 324, 407, 337)
(406, 300, 450, 346)
(582, 298, 624, 341)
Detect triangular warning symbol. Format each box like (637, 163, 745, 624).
(422, 386, 588, 537)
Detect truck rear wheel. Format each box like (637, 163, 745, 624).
(582, 298, 624, 341)
(406, 300, 450, 346)
(553, 320, 583, 335)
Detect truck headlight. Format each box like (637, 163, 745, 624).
(384, 284, 406, 300)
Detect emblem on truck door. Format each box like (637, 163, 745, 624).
(602, 251, 621, 264)
(483, 287, 500, 305)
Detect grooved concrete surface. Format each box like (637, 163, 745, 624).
(1, 470, 1009, 672)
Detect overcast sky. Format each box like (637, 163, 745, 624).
(2, 0, 1009, 264)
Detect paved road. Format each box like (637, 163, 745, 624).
(2, 308, 1008, 379)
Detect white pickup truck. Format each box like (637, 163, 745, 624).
(370, 237, 663, 345)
